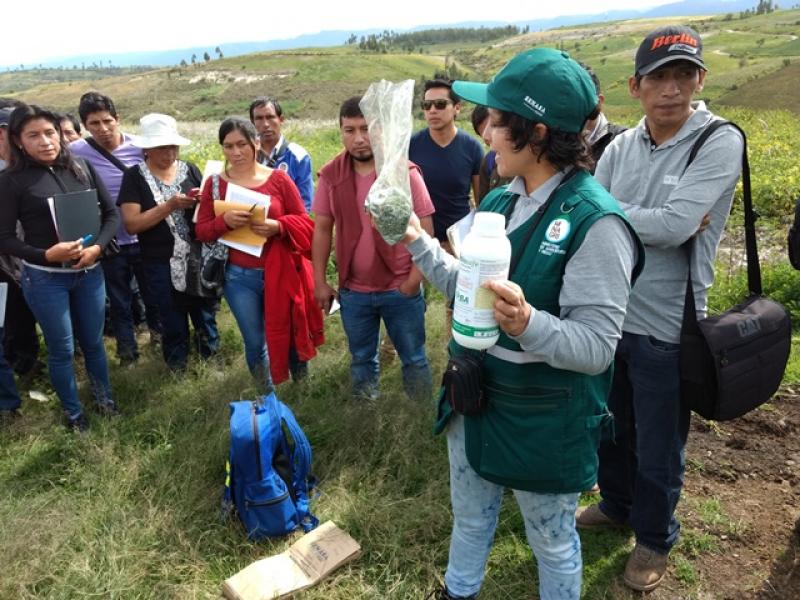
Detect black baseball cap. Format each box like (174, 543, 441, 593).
(0, 107, 12, 128)
(635, 25, 706, 76)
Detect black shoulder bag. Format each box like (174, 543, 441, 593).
(787, 196, 800, 269)
(679, 120, 791, 421)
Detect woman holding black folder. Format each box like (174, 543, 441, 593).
(0, 104, 120, 432)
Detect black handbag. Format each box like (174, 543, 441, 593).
(679, 120, 791, 421)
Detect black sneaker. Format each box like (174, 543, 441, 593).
(290, 361, 309, 382)
(67, 413, 90, 433)
(95, 401, 122, 417)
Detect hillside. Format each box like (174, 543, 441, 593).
(5, 9, 800, 121)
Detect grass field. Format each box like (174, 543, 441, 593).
(3, 11, 800, 597)
(5, 9, 800, 121)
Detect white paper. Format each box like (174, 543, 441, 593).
(47, 197, 59, 236)
(201, 160, 224, 192)
(446, 210, 476, 259)
(328, 297, 340, 316)
(0, 282, 7, 328)
(219, 238, 263, 257)
(225, 183, 271, 217)
(193, 160, 225, 223)
(216, 183, 272, 257)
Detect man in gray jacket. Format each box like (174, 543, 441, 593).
(576, 25, 743, 592)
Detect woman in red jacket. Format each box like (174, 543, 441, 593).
(195, 118, 323, 390)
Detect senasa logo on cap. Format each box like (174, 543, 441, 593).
(650, 32, 699, 51)
(523, 95, 546, 116)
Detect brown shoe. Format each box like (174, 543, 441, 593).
(575, 503, 625, 529)
(623, 543, 668, 591)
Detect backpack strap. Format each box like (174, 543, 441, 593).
(276, 398, 319, 533)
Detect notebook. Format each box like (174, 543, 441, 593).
(47, 189, 101, 243)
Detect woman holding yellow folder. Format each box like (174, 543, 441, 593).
(196, 117, 323, 390)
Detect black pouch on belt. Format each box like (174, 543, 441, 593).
(442, 354, 486, 416)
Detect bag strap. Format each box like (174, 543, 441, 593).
(86, 137, 129, 173)
(276, 399, 319, 533)
(681, 119, 756, 335)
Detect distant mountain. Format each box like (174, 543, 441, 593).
(3, 0, 764, 69)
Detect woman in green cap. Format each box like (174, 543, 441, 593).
(404, 48, 644, 599)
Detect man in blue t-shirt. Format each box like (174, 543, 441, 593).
(409, 79, 483, 249)
(250, 97, 314, 212)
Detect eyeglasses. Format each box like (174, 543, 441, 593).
(421, 99, 452, 111)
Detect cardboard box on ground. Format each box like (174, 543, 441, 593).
(222, 521, 361, 600)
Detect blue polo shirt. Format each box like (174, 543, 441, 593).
(409, 128, 483, 241)
(258, 135, 314, 212)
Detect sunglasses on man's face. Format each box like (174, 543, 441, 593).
(421, 99, 452, 111)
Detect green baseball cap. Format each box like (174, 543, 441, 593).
(452, 48, 598, 134)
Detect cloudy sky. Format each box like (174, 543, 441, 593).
(2, 0, 670, 66)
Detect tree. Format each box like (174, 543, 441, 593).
(191, 53, 197, 65)
(215, 46, 223, 59)
(203, 51, 211, 62)
(180, 59, 188, 67)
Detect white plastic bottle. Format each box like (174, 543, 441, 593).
(452, 212, 512, 350)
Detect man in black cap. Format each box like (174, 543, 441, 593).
(576, 26, 744, 592)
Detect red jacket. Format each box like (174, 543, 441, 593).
(196, 171, 324, 384)
(264, 212, 324, 383)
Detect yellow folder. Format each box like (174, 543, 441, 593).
(213, 200, 268, 249)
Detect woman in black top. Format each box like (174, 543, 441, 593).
(118, 113, 220, 371)
(0, 104, 120, 431)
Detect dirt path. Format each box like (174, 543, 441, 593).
(673, 392, 800, 598)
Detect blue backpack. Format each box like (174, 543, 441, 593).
(224, 394, 318, 539)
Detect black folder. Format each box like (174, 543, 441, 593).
(49, 189, 101, 243)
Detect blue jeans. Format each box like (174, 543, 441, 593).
(142, 261, 220, 370)
(338, 287, 432, 400)
(597, 332, 690, 554)
(444, 416, 582, 599)
(21, 265, 113, 418)
(0, 327, 22, 412)
(224, 265, 274, 391)
(102, 243, 161, 360)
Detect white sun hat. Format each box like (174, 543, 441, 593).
(133, 113, 191, 148)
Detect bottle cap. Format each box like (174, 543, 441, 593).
(472, 212, 506, 237)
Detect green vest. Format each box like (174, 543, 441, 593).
(437, 170, 644, 494)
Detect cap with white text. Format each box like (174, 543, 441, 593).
(452, 48, 598, 134)
(635, 25, 706, 76)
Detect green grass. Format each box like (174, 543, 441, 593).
(7, 9, 800, 120)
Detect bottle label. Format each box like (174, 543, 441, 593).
(452, 256, 509, 337)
